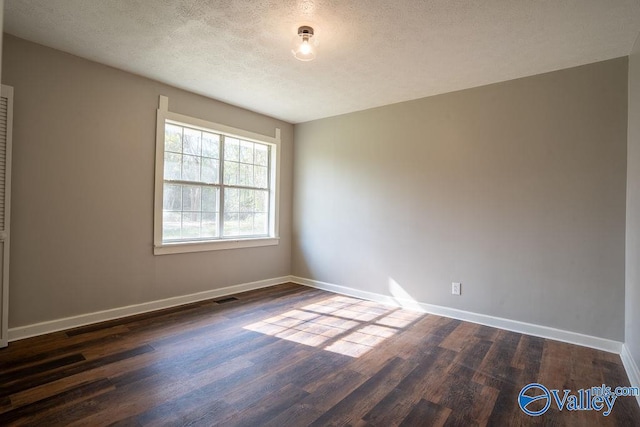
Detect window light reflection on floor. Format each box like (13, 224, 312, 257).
(243, 295, 423, 357)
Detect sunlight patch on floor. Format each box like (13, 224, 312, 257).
(244, 294, 423, 357)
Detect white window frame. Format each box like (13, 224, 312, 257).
(154, 95, 281, 255)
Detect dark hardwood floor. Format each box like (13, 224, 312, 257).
(0, 283, 638, 426)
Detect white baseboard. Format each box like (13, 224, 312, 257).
(621, 344, 640, 408)
(290, 276, 623, 354)
(8, 276, 290, 342)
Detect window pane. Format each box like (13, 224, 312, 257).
(239, 213, 254, 235)
(202, 187, 219, 212)
(163, 184, 182, 211)
(224, 188, 239, 212)
(254, 213, 268, 235)
(202, 212, 218, 238)
(182, 212, 201, 238)
(182, 155, 200, 182)
(255, 190, 268, 212)
(223, 212, 239, 236)
(225, 137, 240, 161)
(165, 124, 182, 153)
(201, 158, 219, 184)
(239, 163, 254, 187)
(239, 189, 255, 213)
(240, 140, 254, 164)
(164, 153, 182, 181)
(182, 186, 201, 211)
(255, 166, 268, 188)
(183, 128, 201, 156)
(255, 144, 268, 166)
(224, 161, 239, 185)
(202, 132, 220, 158)
(162, 184, 221, 242)
(163, 211, 181, 240)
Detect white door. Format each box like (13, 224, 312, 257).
(0, 85, 14, 347)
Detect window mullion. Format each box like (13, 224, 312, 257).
(223, 184, 269, 191)
(219, 135, 225, 238)
(180, 127, 185, 181)
(164, 179, 220, 188)
(267, 145, 272, 235)
(180, 183, 184, 240)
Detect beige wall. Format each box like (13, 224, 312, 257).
(293, 58, 628, 340)
(3, 35, 293, 328)
(627, 35, 640, 367)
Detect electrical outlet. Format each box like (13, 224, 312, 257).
(452, 282, 461, 295)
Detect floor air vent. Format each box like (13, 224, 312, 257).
(214, 297, 239, 304)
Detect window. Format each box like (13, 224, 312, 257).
(154, 96, 280, 255)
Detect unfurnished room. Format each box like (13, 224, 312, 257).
(0, 1, 640, 426)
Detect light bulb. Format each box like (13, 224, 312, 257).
(291, 26, 317, 61)
(299, 39, 311, 55)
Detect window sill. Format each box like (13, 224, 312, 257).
(154, 237, 279, 255)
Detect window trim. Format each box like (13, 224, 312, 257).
(153, 95, 281, 255)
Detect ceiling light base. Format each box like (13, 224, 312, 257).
(292, 25, 317, 61)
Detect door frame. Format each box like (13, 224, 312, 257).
(1, 84, 14, 347)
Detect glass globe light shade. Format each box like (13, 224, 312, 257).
(291, 26, 317, 61)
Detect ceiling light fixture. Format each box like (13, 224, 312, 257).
(292, 26, 317, 61)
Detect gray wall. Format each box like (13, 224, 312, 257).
(293, 58, 628, 341)
(3, 35, 293, 328)
(627, 36, 640, 367)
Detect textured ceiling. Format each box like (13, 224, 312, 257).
(4, 1, 640, 123)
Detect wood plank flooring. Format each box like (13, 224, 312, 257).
(0, 283, 638, 426)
